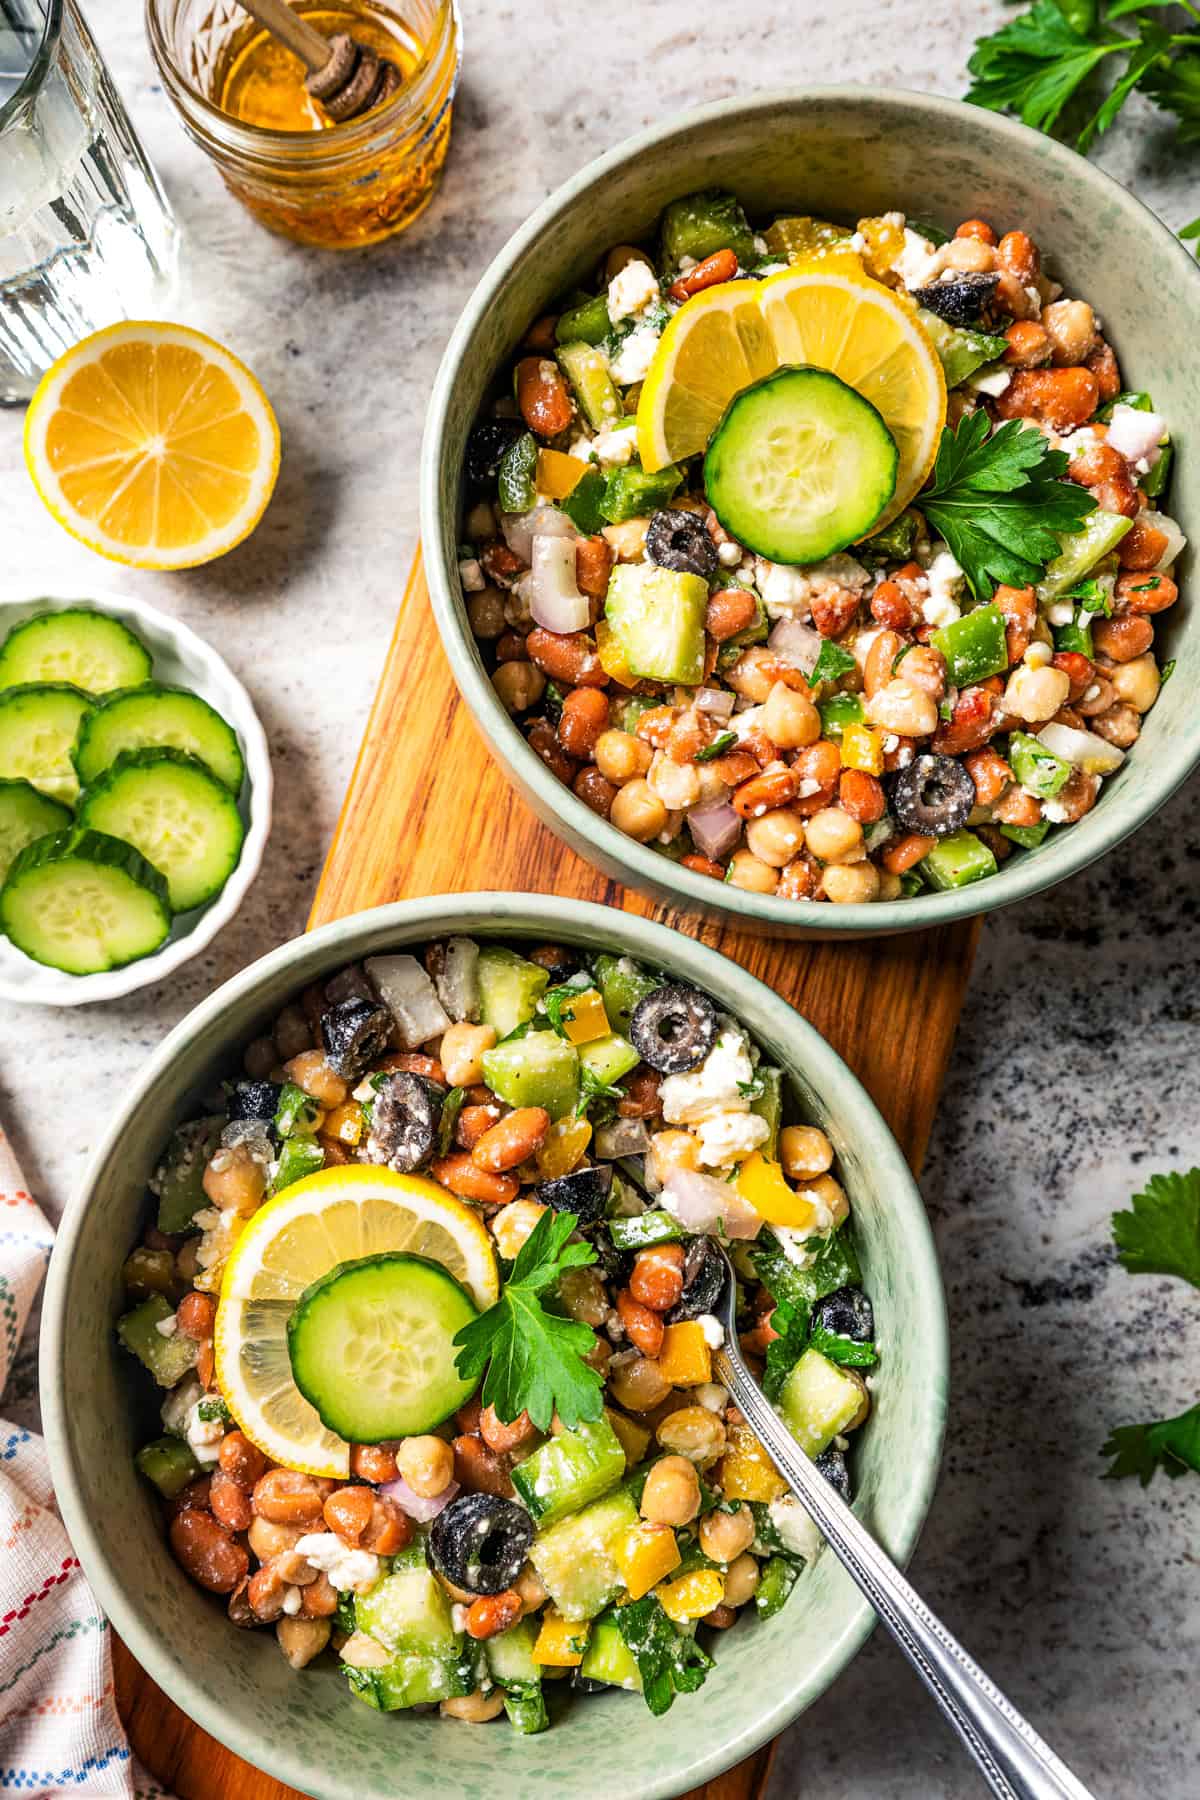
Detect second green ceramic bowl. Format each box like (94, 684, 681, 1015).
(42, 895, 946, 1799)
(421, 88, 1198, 938)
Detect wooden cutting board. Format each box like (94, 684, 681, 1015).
(114, 548, 980, 1800)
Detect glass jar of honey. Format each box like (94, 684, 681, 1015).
(146, 0, 460, 248)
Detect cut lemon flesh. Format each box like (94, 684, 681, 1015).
(214, 1166, 499, 1477)
(24, 322, 280, 570)
(638, 255, 945, 535)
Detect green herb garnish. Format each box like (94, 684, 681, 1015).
(806, 640, 858, 688)
(695, 730, 738, 762)
(612, 1595, 714, 1716)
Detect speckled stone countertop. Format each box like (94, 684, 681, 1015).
(2, 1, 1198, 1793)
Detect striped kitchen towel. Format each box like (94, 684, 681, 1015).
(0, 1124, 175, 1798)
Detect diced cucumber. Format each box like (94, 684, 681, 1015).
(512, 1414, 626, 1527)
(594, 953, 662, 1036)
(476, 945, 549, 1037)
(287, 1253, 478, 1441)
(556, 294, 612, 346)
(919, 828, 997, 891)
(1037, 511, 1133, 601)
(559, 465, 606, 535)
(1007, 730, 1071, 799)
(0, 682, 93, 804)
(556, 341, 622, 432)
(344, 1651, 473, 1711)
(0, 608, 151, 695)
(152, 1115, 224, 1234)
(755, 1554, 799, 1621)
(779, 1347, 865, 1457)
(528, 1486, 639, 1619)
(485, 1615, 541, 1686)
(579, 1608, 643, 1691)
(704, 368, 898, 564)
(270, 1134, 325, 1194)
(498, 431, 538, 513)
(355, 1559, 461, 1658)
(1000, 821, 1051, 850)
(482, 1030, 580, 1120)
(604, 564, 707, 686)
(609, 1211, 685, 1251)
(599, 462, 683, 525)
(751, 1068, 784, 1160)
(502, 1682, 549, 1734)
(117, 1294, 198, 1387)
(73, 684, 245, 794)
(818, 692, 865, 740)
(578, 1031, 640, 1089)
(0, 778, 71, 885)
(135, 1434, 201, 1498)
(660, 189, 755, 272)
(931, 605, 1008, 686)
(77, 748, 244, 914)
(916, 310, 1008, 389)
(1, 828, 171, 973)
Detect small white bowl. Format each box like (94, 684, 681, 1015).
(0, 587, 272, 1007)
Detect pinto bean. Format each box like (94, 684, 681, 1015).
(705, 586, 759, 642)
(732, 768, 798, 818)
(471, 1107, 551, 1172)
(994, 367, 1099, 432)
(1091, 702, 1141, 748)
(881, 832, 936, 874)
(324, 1486, 376, 1545)
(573, 766, 616, 817)
(176, 1291, 217, 1340)
(453, 1434, 514, 1498)
(1093, 475, 1140, 519)
(525, 628, 607, 686)
(932, 684, 998, 755)
(349, 1442, 400, 1484)
(252, 1469, 329, 1526)
(837, 769, 885, 823)
(1003, 321, 1051, 369)
(810, 585, 860, 639)
(997, 230, 1040, 283)
(870, 582, 919, 631)
(480, 1405, 538, 1454)
(963, 745, 1012, 807)
(559, 687, 610, 759)
(1092, 614, 1154, 662)
(629, 1244, 685, 1312)
(210, 1469, 254, 1533)
(169, 1510, 248, 1595)
(993, 784, 1042, 828)
(1117, 571, 1177, 615)
(361, 1496, 411, 1555)
(616, 1289, 665, 1356)
(515, 356, 574, 437)
(670, 248, 739, 301)
(1051, 651, 1095, 703)
(527, 717, 576, 784)
(430, 1153, 519, 1206)
(992, 584, 1037, 664)
(1086, 339, 1121, 401)
(218, 1430, 268, 1491)
(680, 853, 725, 879)
(1117, 517, 1171, 571)
(576, 535, 614, 599)
(1068, 442, 1125, 488)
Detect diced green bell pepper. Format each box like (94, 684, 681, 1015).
(559, 465, 606, 535)
(274, 1081, 321, 1140)
(858, 510, 919, 568)
(482, 1029, 580, 1120)
(919, 829, 998, 891)
(817, 692, 865, 740)
(917, 310, 1009, 388)
(751, 1067, 783, 1160)
(556, 341, 622, 432)
(579, 1608, 644, 1689)
(755, 1555, 800, 1621)
(609, 1211, 686, 1250)
(1037, 511, 1133, 601)
(270, 1134, 325, 1195)
(555, 294, 611, 346)
(117, 1294, 199, 1388)
(152, 1115, 223, 1234)
(1000, 821, 1051, 849)
(599, 461, 682, 525)
(135, 1435, 201, 1498)
(594, 953, 663, 1035)
(1052, 616, 1093, 658)
(610, 697, 661, 738)
(477, 945, 550, 1037)
(512, 1414, 625, 1526)
(660, 189, 755, 271)
(498, 431, 538, 513)
(931, 604, 1008, 686)
(1007, 730, 1071, 799)
(1097, 389, 1152, 422)
(1141, 441, 1172, 500)
(502, 1682, 549, 1733)
(604, 563, 706, 684)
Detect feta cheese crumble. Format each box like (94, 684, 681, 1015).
(921, 549, 965, 629)
(185, 1396, 225, 1467)
(608, 321, 660, 385)
(693, 1108, 770, 1169)
(294, 1532, 381, 1593)
(767, 1495, 822, 1562)
(660, 1029, 757, 1124)
(458, 557, 485, 592)
(592, 423, 639, 466)
(695, 1313, 725, 1349)
(607, 257, 660, 323)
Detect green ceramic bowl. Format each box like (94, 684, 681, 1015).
(42, 895, 946, 1799)
(421, 88, 1198, 938)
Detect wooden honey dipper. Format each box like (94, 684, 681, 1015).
(234, 0, 402, 121)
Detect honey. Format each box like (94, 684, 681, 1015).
(147, 0, 460, 249)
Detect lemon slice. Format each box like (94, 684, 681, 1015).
(24, 322, 280, 570)
(638, 256, 945, 533)
(214, 1166, 499, 1477)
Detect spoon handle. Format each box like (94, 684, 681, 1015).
(234, 0, 333, 73)
(712, 1345, 1096, 1800)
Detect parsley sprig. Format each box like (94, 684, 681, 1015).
(919, 413, 1097, 599)
(452, 1209, 604, 1431)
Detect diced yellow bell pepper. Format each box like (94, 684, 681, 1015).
(595, 618, 637, 689)
(719, 1420, 787, 1503)
(657, 1321, 712, 1388)
(535, 1114, 592, 1179)
(532, 1608, 591, 1667)
(559, 987, 611, 1045)
(736, 1151, 822, 1230)
(606, 1406, 652, 1469)
(655, 1568, 726, 1624)
(615, 1523, 680, 1600)
(840, 722, 884, 776)
(537, 448, 589, 501)
(323, 1100, 365, 1146)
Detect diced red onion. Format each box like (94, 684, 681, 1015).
(767, 617, 822, 672)
(695, 687, 736, 719)
(529, 535, 590, 633)
(687, 800, 742, 863)
(500, 504, 577, 562)
(662, 1168, 762, 1240)
(595, 1117, 651, 1159)
(381, 1475, 459, 1523)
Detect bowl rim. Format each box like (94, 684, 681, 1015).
(41, 892, 948, 1798)
(420, 84, 1200, 936)
(0, 583, 273, 1006)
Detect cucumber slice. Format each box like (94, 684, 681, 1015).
(481, 1030, 580, 1120)
(604, 565, 708, 685)
(0, 683, 94, 804)
(344, 1652, 473, 1711)
(511, 1414, 625, 1527)
(528, 1487, 638, 1619)
(0, 828, 171, 973)
(77, 748, 245, 913)
(74, 685, 245, 794)
(705, 367, 899, 565)
(355, 1560, 461, 1657)
(286, 1252, 478, 1441)
(0, 778, 72, 884)
(0, 608, 152, 695)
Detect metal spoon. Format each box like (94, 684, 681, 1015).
(708, 1245, 1097, 1800)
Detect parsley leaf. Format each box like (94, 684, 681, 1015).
(1142, 49, 1200, 143)
(919, 414, 1097, 599)
(452, 1209, 604, 1431)
(762, 1293, 810, 1402)
(575, 1065, 623, 1118)
(1102, 1403, 1200, 1484)
(965, 0, 1127, 135)
(613, 1595, 714, 1715)
(806, 639, 858, 688)
(695, 730, 737, 763)
(808, 1325, 880, 1368)
(1112, 1167, 1200, 1287)
(1066, 577, 1113, 615)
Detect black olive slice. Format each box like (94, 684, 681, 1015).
(429, 1493, 534, 1596)
(321, 996, 393, 1080)
(629, 984, 719, 1074)
(812, 1285, 874, 1343)
(645, 507, 718, 579)
(365, 1071, 441, 1173)
(666, 1236, 726, 1323)
(464, 418, 525, 490)
(227, 1079, 282, 1126)
(814, 1447, 852, 1502)
(887, 753, 975, 838)
(911, 271, 999, 328)
(535, 1163, 613, 1225)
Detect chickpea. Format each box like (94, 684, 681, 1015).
(248, 1516, 305, 1561)
(944, 236, 996, 274)
(822, 862, 881, 905)
(1110, 653, 1160, 715)
(439, 1021, 497, 1088)
(594, 728, 652, 785)
(655, 1405, 727, 1467)
(639, 1453, 702, 1526)
(513, 1562, 549, 1617)
(864, 679, 938, 739)
(842, 1369, 871, 1431)
(276, 1616, 331, 1670)
(202, 1141, 267, 1214)
(283, 1048, 348, 1109)
(466, 587, 506, 639)
(1092, 701, 1141, 748)
(802, 807, 863, 865)
(397, 1435, 456, 1499)
(602, 517, 651, 561)
(492, 661, 546, 715)
(1042, 298, 1096, 367)
(725, 849, 778, 895)
(610, 778, 668, 842)
(805, 1172, 850, 1228)
(647, 750, 701, 812)
(605, 243, 654, 282)
(243, 1034, 279, 1080)
(464, 500, 495, 541)
(440, 1689, 507, 1723)
(779, 1124, 834, 1181)
(746, 807, 805, 869)
(763, 680, 820, 750)
(1002, 663, 1071, 725)
(877, 870, 902, 900)
(607, 1352, 672, 1413)
(648, 1129, 701, 1186)
(698, 1502, 756, 1565)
